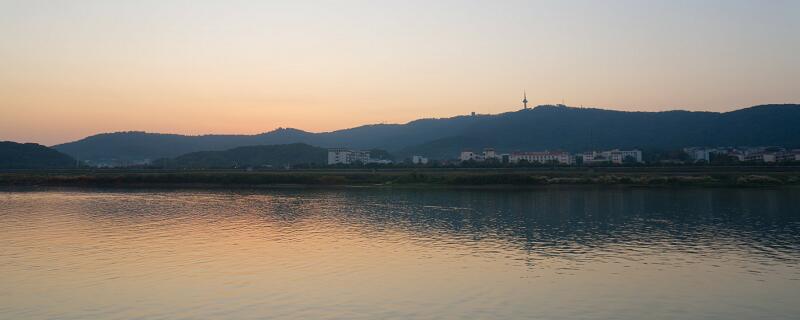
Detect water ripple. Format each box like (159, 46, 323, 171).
(1, 187, 799, 319)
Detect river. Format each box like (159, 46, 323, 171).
(1, 187, 799, 319)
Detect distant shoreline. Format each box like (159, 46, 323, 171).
(2, 168, 799, 189)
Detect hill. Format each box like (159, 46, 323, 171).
(400, 104, 800, 159)
(51, 129, 315, 165)
(0, 141, 76, 169)
(161, 143, 328, 169)
(53, 104, 800, 162)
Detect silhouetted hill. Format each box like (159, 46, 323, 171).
(162, 143, 327, 168)
(51, 129, 317, 164)
(1, 141, 76, 169)
(398, 104, 800, 159)
(54, 104, 800, 162)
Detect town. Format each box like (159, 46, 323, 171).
(328, 146, 800, 166)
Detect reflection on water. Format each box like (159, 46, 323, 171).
(1, 187, 799, 319)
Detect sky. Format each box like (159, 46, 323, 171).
(1, 0, 799, 145)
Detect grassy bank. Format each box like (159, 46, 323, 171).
(2, 169, 800, 188)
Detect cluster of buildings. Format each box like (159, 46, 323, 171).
(459, 148, 643, 165)
(327, 148, 430, 165)
(327, 148, 392, 165)
(581, 149, 643, 164)
(684, 147, 800, 163)
(328, 145, 799, 167)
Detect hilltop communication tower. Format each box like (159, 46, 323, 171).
(522, 91, 528, 109)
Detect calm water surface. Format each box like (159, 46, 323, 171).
(1, 187, 799, 319)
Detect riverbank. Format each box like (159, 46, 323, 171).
(2, 168, 800, 188)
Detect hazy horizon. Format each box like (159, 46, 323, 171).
(12, 103, 799, 147)
(2, 0, 799, 145)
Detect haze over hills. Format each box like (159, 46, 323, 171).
(52, 104, 800, 163)
(0, 141, 76, 169)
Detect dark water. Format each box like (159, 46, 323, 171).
(1, 187, 799, 319)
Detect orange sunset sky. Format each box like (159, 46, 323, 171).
(1, 0, 799, 145)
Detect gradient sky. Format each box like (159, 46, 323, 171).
(1, 0, 799, 145)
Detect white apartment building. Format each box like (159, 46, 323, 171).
(744, 152, 777, 163)
(615, 149, 643, 163)
(458, 151, 481, 161)
(772, 151, 799, 162)
(510, 151, 572, 165)
(484, 148, 497, 160)
(459, 150, 481, 162)
(684, 147, 713, 162)
(328, 149, 371, 165)
(684, 147, 747, 162)
(583, 149, 642, 164)
(460, 148, 505, 162)
(792, 150, 800, 161)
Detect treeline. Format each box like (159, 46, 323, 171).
(146, 144, 396, 169)
(153, 143, 328, 168)
(2, 170, 799, 187)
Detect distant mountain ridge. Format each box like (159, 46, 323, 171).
(1, 141, 76, 169)
(52, 104, 800, 162)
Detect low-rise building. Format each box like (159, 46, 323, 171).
(510, 151, 572, 165)
(459, 150, 483, 162)
(484, 148, 497, 160)
(581, 151, 604, 163)
(328, 148, 371, 165)
(615, 149, 643, 163)
(583, 149, 642, 164)
(740, 147, 787, 163)
(412, 155, 429, 165)
(460, 148, 500, 162)
(769, 149, 800, 162)
(744, 152, 777, 163)
(684, 147, 713, 162)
